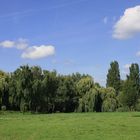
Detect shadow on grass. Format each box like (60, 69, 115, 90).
(132, 115, 140, 117)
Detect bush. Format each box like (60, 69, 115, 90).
(77, 98, 83, 112)
(135, 99, 140, 111)
(102, 98, 117, 112)
(1, 105, 6, 111)
(20, 103, 28, 113)
(116, 106, 130, 112)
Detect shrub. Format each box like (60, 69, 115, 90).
(135, 99, 140, 111)
(116, 106, 130, 112)
(102, 98, 117, 112)
(77, 98, 83, 112)
(20, 103, 28, 113)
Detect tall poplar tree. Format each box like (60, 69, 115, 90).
(106, 61, 121, 95)
(121, 63, 140, 110)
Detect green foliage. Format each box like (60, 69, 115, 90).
(116, 106, 130, 112)
(106, 61, 121, 95)
(0, 74, 9, 109)
(76, 77, 95, 112)
(76, 76, 94, 97)
(102, 98, 117, 112)
(30, 66, 43, 112)
(98, 87, 117, 112)
(120, 64, 140, 110)
(55, 75, 78, 112)
(42, 70, 59, 112)
(77, 88, 103, 112)
(135, 99, 140, 111)
(1, 61, 140, 113)
(77, 98, 84, 112)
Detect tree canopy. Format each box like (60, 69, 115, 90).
(0, 61, 140, 113)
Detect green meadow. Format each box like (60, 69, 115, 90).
(0, 112, 140, 140)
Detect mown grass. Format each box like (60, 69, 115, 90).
(0, 112, 140, 140)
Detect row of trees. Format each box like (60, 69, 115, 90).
(0, 61, 140, 113)
(107, 61, 140, 111)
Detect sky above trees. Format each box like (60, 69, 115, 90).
(0, 0, 140, 86)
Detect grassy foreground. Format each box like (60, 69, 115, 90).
(0, 112, 140, 140)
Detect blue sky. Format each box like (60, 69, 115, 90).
(0, 0, 140, 86)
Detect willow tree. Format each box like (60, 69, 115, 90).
(15, 65, 33, 112)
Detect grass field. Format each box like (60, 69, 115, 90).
(0, 112, 140, 140)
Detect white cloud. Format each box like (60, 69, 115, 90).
(0, 40, 15, 48)
(113, 5, 140, 39)
(15, 38, 28, 49)
(0, 39, 55, 60)
(103, 17, 108, 24)
(21, 45, 55, 59)
(0, 38, 28, 49)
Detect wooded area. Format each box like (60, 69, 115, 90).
(0, 61, 140, 113)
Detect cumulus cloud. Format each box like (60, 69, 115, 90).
(113, 5, 140, 39)
(0, 38, 28, 49)
(21, 45, 55, 59)
(0, 40, 15, 48)
(0, 38, 55, 59)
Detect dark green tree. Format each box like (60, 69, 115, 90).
(55, 75, 78, 112)
(0, 74, 9, 109)
(120, 63, 140, 110)
(16, 65, 33, 112)
(9, 73, 19, 110)
(30, 66, 43, 112)
(42, 70, 58, 113)
(106, 61, 121, 95)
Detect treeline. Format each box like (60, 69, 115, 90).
(0, 61, 140, 113)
